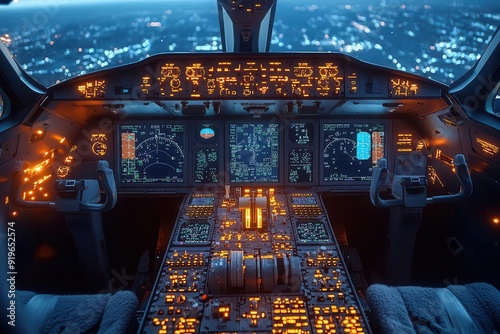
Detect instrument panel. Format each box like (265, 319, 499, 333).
(113, 118, 390, 191)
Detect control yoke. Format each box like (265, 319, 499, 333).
(9, 160, 117, 212)
(370, 154, 472, 284)
(9, 161, 117, 289)
(370, 154, 473, 209)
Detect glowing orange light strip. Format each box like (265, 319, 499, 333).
(245, 208, 251, 229)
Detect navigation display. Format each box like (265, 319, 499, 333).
(118, 123, 185, 184)
(228, 122, 280, 183)
(322, 122, 385, 183)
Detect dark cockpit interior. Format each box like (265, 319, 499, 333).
(1, 1, 500, 333)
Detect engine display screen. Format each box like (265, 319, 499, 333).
(194, 148, 219, 183)
(322, 122, 385, 182)
(288, 122, 314, 184)
(229, 122, 280, 183)
(119, 123, 185, 184)
(289, 148, 313, 183)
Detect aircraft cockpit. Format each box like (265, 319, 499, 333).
(1, 1, 500, 333)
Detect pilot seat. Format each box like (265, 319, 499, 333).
(366, 282, 500, 333)
(8, 160, 138, 334)
(366, 153, 500, 334)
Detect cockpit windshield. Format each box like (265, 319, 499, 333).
(1, 0, 499, 87)
(3, 2, 500, 334)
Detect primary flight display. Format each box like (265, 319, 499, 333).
(118, 123, 185, 184)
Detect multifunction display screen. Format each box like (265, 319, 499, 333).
(289, 148, 313, 183)
(228, 122, 280, 183)
(288, 122, 314, 183)
(194, 148, 219, 183)
(322, 122, 385, 182)
(119, 123, 185, 184)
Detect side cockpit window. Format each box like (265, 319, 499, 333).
(0, 87, 7, 120)
(0, 87, 11, 121)
(494, 91, 500, 116)
(485, 76, 500, 118)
